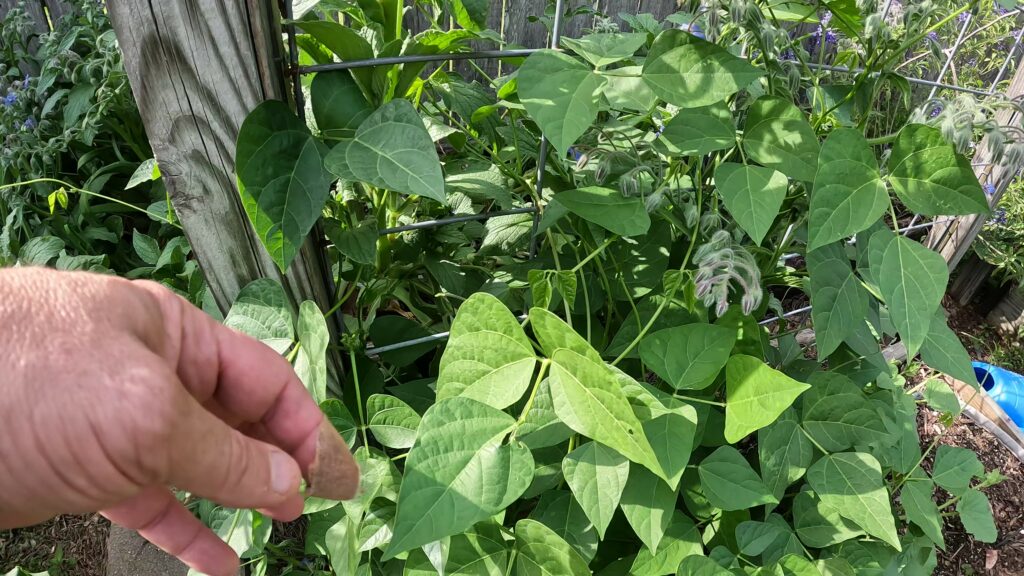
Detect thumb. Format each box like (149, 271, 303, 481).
(166, 380, 304, 512)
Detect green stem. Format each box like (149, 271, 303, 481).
(893, 437, 941, 492)
(349, 348, 370, 448)
(672, 393, 725, 407)
(513, 359, 551, 434)
(611, 179, 703, 365)
(865, 132, 899, 146)
(571, 236, 615, 273)
(799, 425, 830, 455)
(0, 178, 181, 229)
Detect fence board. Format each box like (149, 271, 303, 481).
(43, 0, 72, 23)
(928, 54, 1024, 270)
(106, 0, 336, 323)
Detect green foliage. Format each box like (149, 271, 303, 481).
(0, 1, 198, 302)
(215, 2, 1006, 573)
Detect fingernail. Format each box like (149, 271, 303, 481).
(270, 450, 297, 495)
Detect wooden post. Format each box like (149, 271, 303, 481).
(106, 0, 335, 317)
(928, 56, 1024, 270)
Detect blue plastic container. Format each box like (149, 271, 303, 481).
(972, 361, 1024, 429)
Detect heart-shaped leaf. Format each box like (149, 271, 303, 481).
(807, 452, 901, 550)
(236, 100, 333, 271)
(888, 124, 988, 216)
(715, 162, 788, 246)
(620, 464, 675, 553)
(725, 355, 810, 442)
(436, 293, 537, 409)
(549, 349, 663, 479)
(808, 128, 890, 249)
(699, 446, 777, 511)
(561, 32, 648, 68)
(878, 235, 948, 358)
(514, 519, 590, 575)
(562, 441, 629, 538)
(656, 101, 735, 157)
(639, 323, 735, 390)
(743, 96, 820, 182)
(518, 50, 606, 156)
(642, 30, 762, 108)
(366, 394, 421, 449)
(324, 99, 445, 204)
(385, 397, 534, 558)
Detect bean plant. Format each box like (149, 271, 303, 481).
(217, 0, 1014, 574)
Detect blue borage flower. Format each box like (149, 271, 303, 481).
(20, 75, 29, 90)
(22, 116, 35, 130)
(989, 208, 1008, 226)
(985, 182, 997, 197)
(2, 92, 15, 106)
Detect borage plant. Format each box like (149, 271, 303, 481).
(225, 1, 1008, 574)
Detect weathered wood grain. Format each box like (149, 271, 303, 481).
(105, 0, 335, 318)
(928, 55, 1024, 270)
(43, 0, 72, 23)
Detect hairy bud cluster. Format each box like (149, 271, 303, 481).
(693, 230, 763, 317)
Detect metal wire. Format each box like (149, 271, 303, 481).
(277, 2, 1016, 360)
(990, 26, 1024, 94)
(282, 0, 305, 123)
(299, 49, 542, 74)
(928, 13, 973, 100)
(378, 207, 537, 235)
(528, 0, 566, 259)
(801, 61, 992, 97)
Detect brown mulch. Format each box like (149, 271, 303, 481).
(909, 299, 1024, 575)
(918, 409, 1024, 575)
(0, 514, 110, 576)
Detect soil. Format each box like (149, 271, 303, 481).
(0, 514, 110, 576)
(912, 299, 1024, 575)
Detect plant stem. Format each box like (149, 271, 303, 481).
(893, 437, 941, 492)
(611, 179, 703, 365)
(513, 359, 551, 434)
(799, 425, 830, 455)
(672, 393, 726, 407)
(349, 348, 370, 448)
(865, 132, 900, 146)
(572, 236, 615, 272)
(0, 178, 181, 229)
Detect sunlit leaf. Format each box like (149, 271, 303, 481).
(806, 452, 901, 550)
(808, 129, 889, 249)
(385, 397, 534, 558)
(888, 124, 988, 216)
(743, 96, 819, 182)
(642, 30, 762, 108)
(437, 293, 537, 409)
(699, 446, 777, 511)
(562, 441, 630, 538)
(519, 50, 606, 156)
(715, 162, 788, 246)
(324, 99, 446, 203)
(237, 100, 333, 271)
(724, 355, 810, 442)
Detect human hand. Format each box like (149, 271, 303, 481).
(0, 267, 358, 576)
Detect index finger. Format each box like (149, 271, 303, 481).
(134, 281, 358, 500)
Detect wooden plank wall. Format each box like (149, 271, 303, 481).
(105, 0, 336, 318)
(403, 0, 680, 78)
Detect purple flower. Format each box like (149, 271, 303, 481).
(957, 12, 970, 23)
(679, 22, 705, 39)
(20, 75, 29, 90)
(22, 116, 35, 130)
(821, 11, 833, 27)
(825, 29, 837, 45)
(568, 147, 582, 161)
(985, 182, 996, 196)
(3, 92, 15, 106)
(781, 49, 795, 60)
(990, 208, 1008, 225)
(927, 31, 938, 41)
